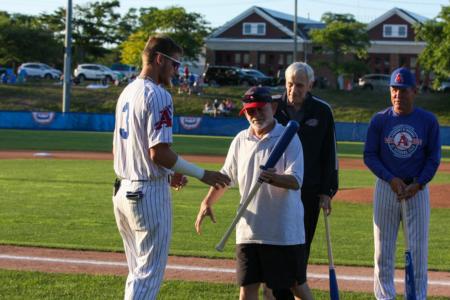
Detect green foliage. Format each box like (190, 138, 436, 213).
(0, 12, 62, 67)
(120, 6, 211, 65)
(120, 30, 149, 66)
(415, 6, 450, 86)
(311, 12, 370, 88)
(39, 0, 122, 64)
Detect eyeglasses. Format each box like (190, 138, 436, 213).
(157, 51, 181, 70)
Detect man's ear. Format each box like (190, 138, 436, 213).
(155, 53, 163, 66)
(271, 102, 278, 115)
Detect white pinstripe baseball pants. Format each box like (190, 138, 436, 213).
(113, 178, 172, 300)
(373, 179, 429, 300)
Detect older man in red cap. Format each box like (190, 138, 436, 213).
(195, 87, 313, 300)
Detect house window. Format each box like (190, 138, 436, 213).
(286, 54, 293, 65)
(383, 24, 407, 38)
(259, 53, 266, 64)
(235, 53, 241, 64)
(243, 53, 250, 64)
(243, 22, 266, 35)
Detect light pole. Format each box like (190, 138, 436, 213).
(62, 0, 72, 113)
(293, 0, 297, 61)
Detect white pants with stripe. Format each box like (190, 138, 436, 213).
(373, 179, 429, 300)
(113, 178, 172, 300)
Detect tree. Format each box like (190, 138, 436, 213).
(415, 5, 450, 86)
(120, 6, 211, 66)
(120, 30, 148, 66)
(0, 12, 62, 67)
(39, 0, 122, 64)
(310, 13, 370, 88)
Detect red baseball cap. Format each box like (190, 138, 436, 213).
(239, 87, 273, 115)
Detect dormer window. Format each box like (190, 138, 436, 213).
(243, 22, 266, 35)
(383, 24, 407, 38)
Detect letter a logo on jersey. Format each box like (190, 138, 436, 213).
(155, 105, 172, 130)
(397, 133, 409, 147)
(395, 73, 403, 84)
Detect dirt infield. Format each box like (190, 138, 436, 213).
(1, 245, 450, 297)
(1, 150, 450, 296)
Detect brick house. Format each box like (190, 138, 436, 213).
(366, 7, 428, 81)
(204, 6, 325, 77)
(205, 6, 429, 85)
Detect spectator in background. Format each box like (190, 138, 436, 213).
(203, 101, 213, 115)
(184, 65, 189, 80)
(213, 98, 220, 117)
(224, 98, 235, 112)
(188, 73, 196, 95)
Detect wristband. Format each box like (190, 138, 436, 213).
(172, 156, 205, 180)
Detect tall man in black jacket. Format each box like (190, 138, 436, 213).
(273, 62, 339, 297)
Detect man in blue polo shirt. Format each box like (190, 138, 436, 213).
(364, 67, 441, 300)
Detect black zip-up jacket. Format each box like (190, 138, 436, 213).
(274, 92, 338, 197)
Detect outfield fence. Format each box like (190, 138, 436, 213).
(1, 111, 449, 145)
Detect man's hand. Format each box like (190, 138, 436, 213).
(390, 177, 407, 199)
(170, 173, 188, 191)
(397, 183, 421, 200)
(319, 194, 332, 216)
(259, 168, 277, 183)
(195, 202, 216, 235)
(200, 170, 230, 189)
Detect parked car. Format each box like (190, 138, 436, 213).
(74, 64, 118, 82)
(436, 78, 450, 92)
(358, 74, 390, 90)
(17, 63, 62, 79)
(111, 63, 138, 80)
(203, 65, 244, 86)
(240, 68, 274, 86)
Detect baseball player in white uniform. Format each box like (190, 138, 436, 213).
(195, 87, 312, 300)
(364, 67, 441, 299)
(112, 35, 230, 300)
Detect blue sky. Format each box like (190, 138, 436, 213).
(0, 0, 447, 27)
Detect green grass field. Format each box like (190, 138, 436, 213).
(0, 159, 449, 271)
(0, 130, 449, 161)
(1, 82, 449, 124)
(0, 129, 449, 299)
(6, 269, 449, 300)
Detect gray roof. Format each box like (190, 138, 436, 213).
(258, 6, 323, 25)
(398, 8, 429, 24)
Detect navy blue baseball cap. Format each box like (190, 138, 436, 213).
(390, 67, 416, 88)
(240, 87, 273, 115)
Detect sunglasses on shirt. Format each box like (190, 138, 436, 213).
(157, 51, 181, 70)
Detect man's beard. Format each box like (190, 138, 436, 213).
(251, 118, 273, 130)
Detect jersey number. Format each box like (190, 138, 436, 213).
(119, 102, 130, 139)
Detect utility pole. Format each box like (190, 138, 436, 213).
(293, 0, 297, 62)
(62, 0, 72, 113)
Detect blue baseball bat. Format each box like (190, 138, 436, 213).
(216, 120, 300, 251)
(323, 209, 340, 300)
(402, 200, 417, 300)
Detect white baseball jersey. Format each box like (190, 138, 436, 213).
(221, 122, 305, 245)
(113, 78, 173, 181)
(112, 77, 174, 300)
